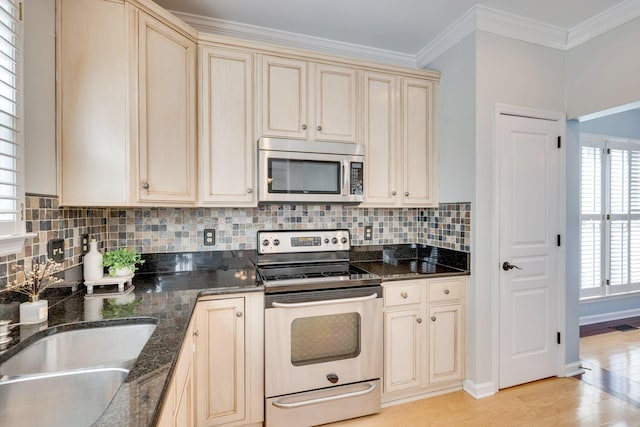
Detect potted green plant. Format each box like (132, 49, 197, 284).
(102, 248, 145, 277)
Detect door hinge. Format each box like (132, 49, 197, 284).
(607, 148, 611, 155)
(557, 332, 561, 344)
(20, 202, 23, 221)
(557, 234, 561, 247)
(557, 136, 561, 149)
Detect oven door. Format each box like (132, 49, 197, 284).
(265, 286, 382, 398)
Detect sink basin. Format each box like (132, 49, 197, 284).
(0, 323, 156, 376)
(0, 367, 129, 427)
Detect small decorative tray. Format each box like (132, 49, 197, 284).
(84, 273, 134, 295)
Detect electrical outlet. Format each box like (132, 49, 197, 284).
(48, 238, 65, 262)
(204, 229, 215, 246)
(81, 234, 90, 254)
(364, 226, 373, 241)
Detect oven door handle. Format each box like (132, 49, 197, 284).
(271, 382, 377, 409)
(271, 293, 378, 308)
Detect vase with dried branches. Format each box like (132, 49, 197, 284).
(2, 258, 63, 324)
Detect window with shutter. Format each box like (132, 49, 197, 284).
(580, 133, 640, 298)
(0, 0, 31, 255)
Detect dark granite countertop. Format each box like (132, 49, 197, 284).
(0, 250, 261, 427)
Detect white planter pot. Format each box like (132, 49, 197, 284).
(110, 266, 133, 277)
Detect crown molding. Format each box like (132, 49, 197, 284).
(172, 11, 417, 68)
(567, 0, 640, 49)
(416, 6, 477, 68)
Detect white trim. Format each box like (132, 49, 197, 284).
(416, 6, 477, 68)
(0, 232, 36, 257)
(564, 361, 584, 377)
(462, 380, 496, 399)
(579, 307, 640, 326)
(577, 100, 640, 122)
(567, 0, 640, 49)
(171, 11, 417, 68)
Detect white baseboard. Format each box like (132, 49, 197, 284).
(462, 380, 496, 399)
(579, 307, 640, 325)
(564, 361, 584, 377)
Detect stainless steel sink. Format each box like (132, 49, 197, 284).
(0, 367, 129, 427)
(0, 323, 156, 375)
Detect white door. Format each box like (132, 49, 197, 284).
(498, 114, 562, 389)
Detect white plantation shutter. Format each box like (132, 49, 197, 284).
(0, 0, 20, 236)
(580, 133, 640, 298)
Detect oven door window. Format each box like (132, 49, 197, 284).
(290, 312, 361, 366)
(268, 158, 341, 194)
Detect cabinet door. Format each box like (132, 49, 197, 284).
(402, 78, 437, 207)
(195, 297, 246, 426)
(312, 64, 358, 143)
(261, 55, 308, 139)
(362, 72, 400, 206)
(428, 304, 463, 384)
(200, 47, 255, 206)
(136, 12, 196, 203)
(383, 308, 426, 394)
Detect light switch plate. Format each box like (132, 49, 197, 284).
(204, 229, 215, 246)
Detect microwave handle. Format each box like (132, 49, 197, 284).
(342, 160, 349, 196)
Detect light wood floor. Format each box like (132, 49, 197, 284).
(325, 331, 640, 426)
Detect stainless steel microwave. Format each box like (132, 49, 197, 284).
(258, 138, 365, 203)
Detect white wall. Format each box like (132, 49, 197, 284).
(24, 0, 57, 195)
(474, 31, 566, 388)
(566, 16, 640, 120)
(427, 33, 476, 204)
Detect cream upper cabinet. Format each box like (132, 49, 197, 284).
(57, 0, 197, 207)
(382, 277, 465, 404)
(199, 46, 255, 206)
(135, 10, 197, 204)
(195, 293, 264, 427)
(402, 78, 438, 207)
(260, 55, 359, 143)
(362, 74, 438, 207)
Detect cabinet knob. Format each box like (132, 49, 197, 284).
(404, 192, 409, 197)
(247, 188, 253, 194)
(391, 191, 397, 196)
(431, 316, 436, 322)
(301, 124, 307, 130)
(193, 330, 199, 337)
(400, 291, 408, 299)
(416, 318, 422, 324)
(236, 311, 243, 318)
(444, 289, 450, 295)
(142, 183, 150, 190)
(317, 125, 322, 131)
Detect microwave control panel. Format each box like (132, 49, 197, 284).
(350, 162, 364, 195)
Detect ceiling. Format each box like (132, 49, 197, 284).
(153, 0, 624, 54)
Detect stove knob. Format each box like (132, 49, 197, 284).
(273, 239, 280, 246)
(340, 237, 347, 244)
(331, 237, 338, 244)
(262, 239, 270, 247)
(324, 238, 330, 244)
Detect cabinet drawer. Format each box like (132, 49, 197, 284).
(428, 278, 463, 303)
(384, 282, 423, 307)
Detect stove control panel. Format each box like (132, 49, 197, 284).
(258, 230, 350, 254)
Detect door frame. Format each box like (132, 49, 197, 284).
(492, 104, 566, 392)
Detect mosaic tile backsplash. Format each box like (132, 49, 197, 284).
(0, 195, 470, 287)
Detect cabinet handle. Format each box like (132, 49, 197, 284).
(404, 192, 409, 197)
(301, 124, 307, 130)
(431, 316, 436, 322)
(236, 311, 243, 318)
(444, 289, 450, 295)
(317, 125, 322, 131)
(193, 330, 199, 337)
(416, 318, 422, 324)
(247, 188, 253, 194)
(391, 191, 397, 196)
(142, 183, 150, 190)
(400, 291, 408, 299)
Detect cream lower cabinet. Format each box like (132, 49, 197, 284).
(362, 73, 438, 207)
(382, 277, 465, 404)
(199, 46, 255, 206)
(194, 293, 264, 427)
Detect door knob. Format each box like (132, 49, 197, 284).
(502, 261, 522, 271)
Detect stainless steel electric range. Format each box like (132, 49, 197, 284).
(256, 229, 382, 427)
